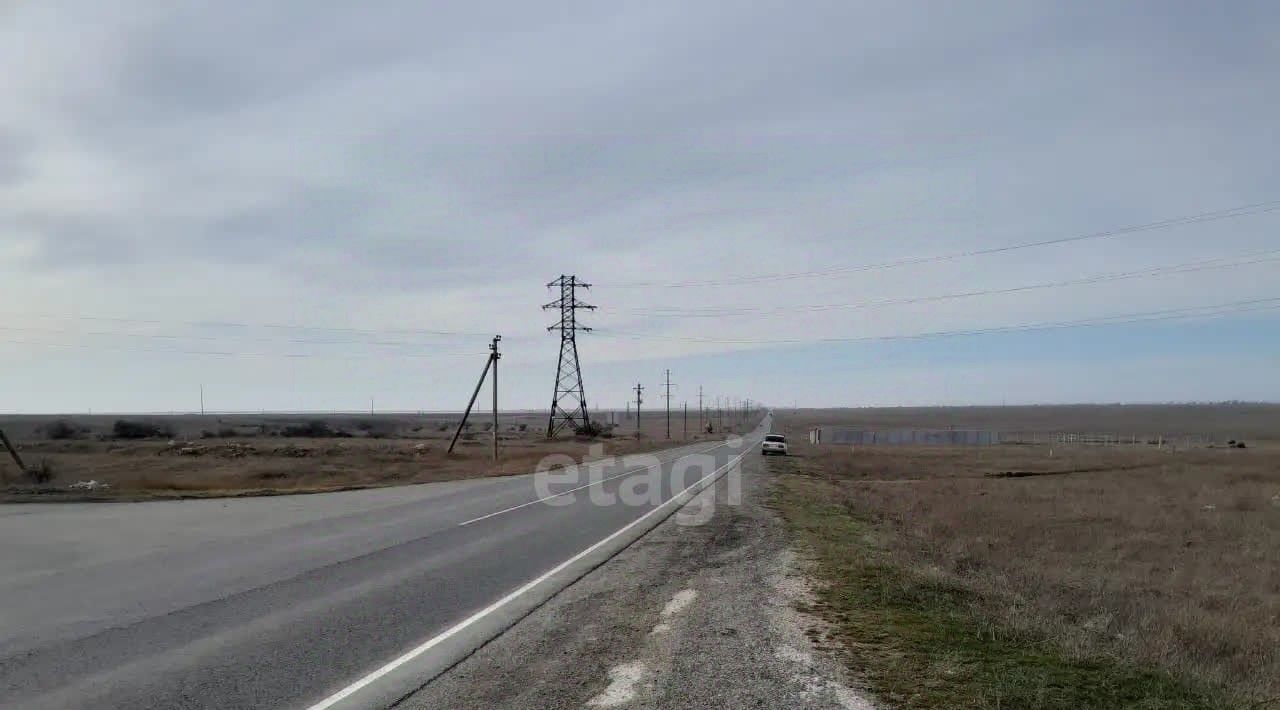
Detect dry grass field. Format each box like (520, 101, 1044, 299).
(769, 405, 1280, 709)
(783, 403, 1280, 441)
(0, 409, 750, 501)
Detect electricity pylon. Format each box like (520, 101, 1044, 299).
(544, 275, 595, 437)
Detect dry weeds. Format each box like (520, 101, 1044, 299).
(0, 411, 732, 500)
(771, 408, 1280, 704)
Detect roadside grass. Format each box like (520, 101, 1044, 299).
(772, 467, 1245, 710)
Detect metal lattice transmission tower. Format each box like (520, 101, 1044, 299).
(544, 275, 597, 437)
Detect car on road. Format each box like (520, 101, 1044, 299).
(761, 434, 788, 455)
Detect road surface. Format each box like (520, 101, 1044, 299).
(394, 432, 873, 710)
(0, 421, 766, 709)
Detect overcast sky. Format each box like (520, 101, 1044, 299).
(2, 1, 1278, 413)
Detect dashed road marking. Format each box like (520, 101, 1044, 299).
(459, 442, 725, 526)
(586, 661, 647, 707)
(661, 589, 698, 618)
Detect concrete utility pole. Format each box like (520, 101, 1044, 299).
(200, 384, 205, 416)
(663, 369, 673, 440)
(448, 335, 502, 458)
(633, 383, 644, 437)
(683, 401, 687, 439)
(490, 335, 501, 461)
(698, 385, 704, 430)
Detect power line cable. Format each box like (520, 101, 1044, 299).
(0, 336, 488, 360)
(0, 323, 501, 350)
(598, 200, 1280, 288)
(597, 296, 1280, 346)
(9, 313, 495, 339)
(618, 249, 1280, 318)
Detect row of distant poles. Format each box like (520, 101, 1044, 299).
(628, 379, 753, 439)
(446, 274, 754, 461)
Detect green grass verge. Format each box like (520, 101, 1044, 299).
(772, 474, 1240, 710)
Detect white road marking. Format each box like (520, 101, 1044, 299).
(649, 588, 698, 635)
(586, 661, 647, 707)
(305, 441, 757, 710)
(660, 589, 698, 618)
(458, 441, 725, 527)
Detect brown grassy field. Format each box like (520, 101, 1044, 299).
(0, 409, 749, 500)
(769, 405, 1280, 709)
(783, 403, 1280, 441)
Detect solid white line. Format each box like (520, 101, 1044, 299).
(305, 441, 756, 710)
(457, 441, 726, 527)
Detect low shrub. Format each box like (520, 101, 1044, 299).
(113, 419, 175, 440)
(281, 420, 342, 438)
(574, 421, 606, 438)
(42, 420, 81, 440)
(25, 459, 54, 484)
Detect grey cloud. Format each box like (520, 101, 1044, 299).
(1, 1, 1278, 384)
(0, 132, 28, 187)
(198, 187, 371, 258)
(6, 211, 143, 268)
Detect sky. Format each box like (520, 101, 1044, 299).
(1, 1, 1278, 413)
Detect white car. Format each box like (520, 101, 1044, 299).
(761, 433, 788, 455)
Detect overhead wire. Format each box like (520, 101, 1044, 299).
(595, 296, 1280, 346)
(597, 200, 1280, 288)
(0, 333, 490, 360)
(5, 202, 1278, 360)
(616, 249, 1280, 318)
(10, 312, 495, 339)
(0, 323, 502, 350)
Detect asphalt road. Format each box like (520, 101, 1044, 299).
(0, 420, 767, 709)
(396, 432, 872, 710)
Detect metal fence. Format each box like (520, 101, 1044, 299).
(810, 427, 1220, 448)
(1000, 432, 1217, 447)
(810, 428, 1001, 446)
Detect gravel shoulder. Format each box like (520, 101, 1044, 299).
(395, 452, 873, 710)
